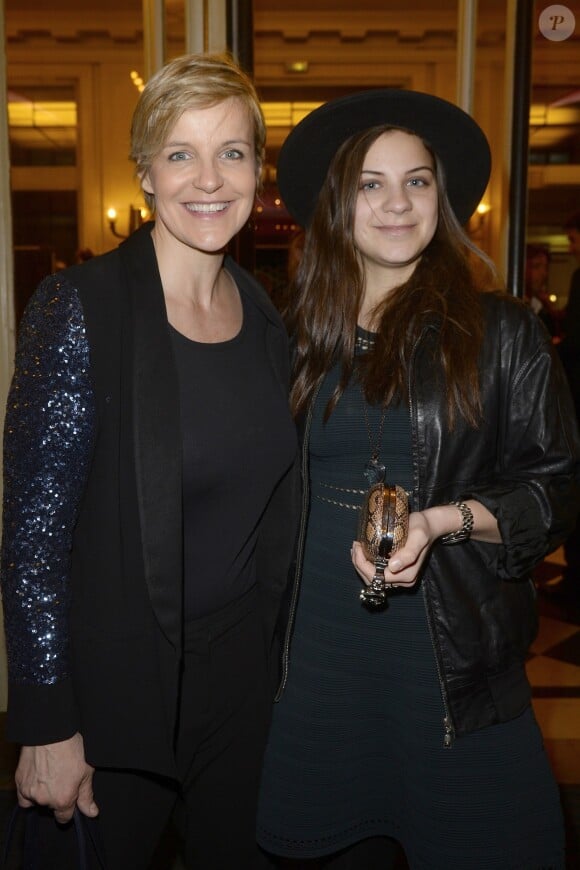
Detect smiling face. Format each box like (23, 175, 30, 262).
(141, 97, 258, 258)
(353, 129, 439, 290)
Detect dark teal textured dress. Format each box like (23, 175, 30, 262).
(257, 338, 565, 869)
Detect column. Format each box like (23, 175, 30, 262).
(185, 0, 228, 54)
(456, 0, 478, 114)
(0, 0, 15, 711)
(504, 0, 534, 297)
(143, 0, 165, 79)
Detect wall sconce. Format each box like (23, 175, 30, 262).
(106, 206, 149, 239)
(286, 61, 309, 73)
(468, 201, 491, 235)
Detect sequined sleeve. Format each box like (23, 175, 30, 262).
(1, 276, 96, 689)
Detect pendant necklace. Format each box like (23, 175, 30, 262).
(356, 327, 387, 486)
(362, 387, 388, 487)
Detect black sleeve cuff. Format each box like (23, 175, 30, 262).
(465, 485, 547, 578)
(6, 678, 80, 746)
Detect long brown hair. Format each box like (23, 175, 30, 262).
(285, 125, 498, 429)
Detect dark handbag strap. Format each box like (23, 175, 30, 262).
(3, 805, 106, 870)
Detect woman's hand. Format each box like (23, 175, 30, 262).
(15, 732, 98, 824)
(351, 500, 501, 588)
(352, 509, 435, 588)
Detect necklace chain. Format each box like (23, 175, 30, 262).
(356, 328, 387, 485)
(361, 384, 388, 485)
(362, 390, 388, 462)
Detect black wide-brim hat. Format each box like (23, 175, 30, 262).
(277, 88, 491, 227)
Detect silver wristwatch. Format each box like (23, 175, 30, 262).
(440, 501, 474, 545)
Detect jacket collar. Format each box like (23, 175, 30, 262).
(224, 253, 284, 328)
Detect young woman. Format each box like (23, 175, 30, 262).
(257, 89, 579, 869)
(1, 53, 298, 869)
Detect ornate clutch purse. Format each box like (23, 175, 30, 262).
(357, 483, 409, 608)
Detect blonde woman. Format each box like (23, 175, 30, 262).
(2, 53, 298, 869)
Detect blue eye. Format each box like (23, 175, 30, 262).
(169, 151, 189, 161)
(222, 149, 243, 160)
(361, 181, 380, 191)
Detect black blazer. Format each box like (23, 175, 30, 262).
(5, 224, 300, 777)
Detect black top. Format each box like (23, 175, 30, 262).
(170, 289, 297, 621)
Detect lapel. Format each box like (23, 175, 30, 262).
(119, 224, 183, 651)
(225, 255, 290, 390)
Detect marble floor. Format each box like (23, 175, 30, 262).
(528, 547, 580, 788)
(527, 547, 580, 868)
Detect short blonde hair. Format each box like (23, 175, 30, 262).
(130, 53, 266, 209)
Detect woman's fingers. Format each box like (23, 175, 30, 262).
(351, 541, 375, 585)
(351, 541, 417, 588)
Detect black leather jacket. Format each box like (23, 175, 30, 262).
(277, 291, 580, 744)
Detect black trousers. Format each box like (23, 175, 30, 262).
(31, 586, 274, 869)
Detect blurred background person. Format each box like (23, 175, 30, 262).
(524, 243, 562, 341)
(75, 247, 95, 263)
(561, 211, 580, 366)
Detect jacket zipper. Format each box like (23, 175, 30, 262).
(408, 327, 455, 748)
(422, 584, 455, 747)
(275, 386, 319, 701)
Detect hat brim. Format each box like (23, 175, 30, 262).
(277, 89, 491, 227)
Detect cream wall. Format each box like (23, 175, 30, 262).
(7, 49, 143, 257)
(89, 61, 146, 251)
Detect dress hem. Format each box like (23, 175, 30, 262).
(257, 819, 401, 860)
